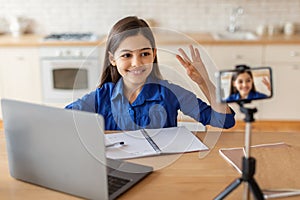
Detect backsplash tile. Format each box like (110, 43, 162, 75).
(0, 0, 299, 35)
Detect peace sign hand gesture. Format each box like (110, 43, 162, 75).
(176, 45, 232, 114)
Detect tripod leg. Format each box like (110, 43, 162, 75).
(248, 178, 265, 200)
(214, 178, 243, 200)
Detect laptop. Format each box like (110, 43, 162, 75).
(1, 99, 153, 200)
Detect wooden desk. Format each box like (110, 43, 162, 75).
(1, 130, 299, 200)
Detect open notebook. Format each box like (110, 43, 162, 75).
(219, 142, 300, 199)
(105, 126, 208, 159)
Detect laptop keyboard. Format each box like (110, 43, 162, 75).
(108, 175, 130, 195)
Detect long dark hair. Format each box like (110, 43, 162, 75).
(99, 16, 162, 87)
(229, 70, 257, 95)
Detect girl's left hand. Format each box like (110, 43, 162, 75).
(176, 45, 211, 86)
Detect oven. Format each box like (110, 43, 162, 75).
(40, 46, 101, 104)
(40, 33, 101, 104)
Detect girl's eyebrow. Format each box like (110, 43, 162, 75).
(119, 47, 152, 53)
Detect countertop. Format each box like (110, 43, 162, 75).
(1, 33, 300, 47)
(0, 34, 106, 47)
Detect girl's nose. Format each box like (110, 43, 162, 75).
(132, 55, 142, 67)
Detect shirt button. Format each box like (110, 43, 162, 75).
(128, 108, 134, 114)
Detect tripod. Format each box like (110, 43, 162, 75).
(214, 103, 265, 200)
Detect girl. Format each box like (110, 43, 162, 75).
(226, 70, 268, 102)
(65, 16, 235, 130)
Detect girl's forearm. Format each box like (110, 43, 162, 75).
(197, 81, 232, 114)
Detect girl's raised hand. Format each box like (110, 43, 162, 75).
(176, 45, 232, 114)
(176, 45, 210, 87)
(262, 76, 271, 91)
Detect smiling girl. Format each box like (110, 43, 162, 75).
(65, 16, 235, 130)
(226, 70, 268, 101)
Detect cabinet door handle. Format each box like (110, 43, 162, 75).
(235, 54, 244, 59)
(290, 51, 299, 57)
(292, 65, 300, 70)
(16, 56, 24, 61)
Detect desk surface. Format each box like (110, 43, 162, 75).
(1, 130, 299, 200)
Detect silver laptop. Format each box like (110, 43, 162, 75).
(1, 99, 153, 200)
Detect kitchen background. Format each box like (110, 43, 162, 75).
(0, 0, 299, 35)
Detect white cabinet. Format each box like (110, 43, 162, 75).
(261, 45, 300, 120)
(0, 47, 42, 118)
(207, 45, 263, 69)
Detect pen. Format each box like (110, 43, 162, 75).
(105, 141, 125, 148)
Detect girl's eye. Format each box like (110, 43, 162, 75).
(141, 52, 151, 57)
(121, 53, 132, 58)
(238, 80, 243, 84)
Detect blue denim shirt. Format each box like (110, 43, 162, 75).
(226, 91, 268, 102)
(65, 77, 235, 130)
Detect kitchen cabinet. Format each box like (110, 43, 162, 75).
(260, 45, 300, 120)
(207, 45, 263, 69)
(0, 47, 42, 118)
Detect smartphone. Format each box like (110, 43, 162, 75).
(216, 66, 273, 103)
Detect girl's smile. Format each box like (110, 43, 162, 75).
(126, 67, 147, 75)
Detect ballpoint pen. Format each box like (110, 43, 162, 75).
(105, 141, 125, 148)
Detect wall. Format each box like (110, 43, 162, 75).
(0, 0, 300, 35)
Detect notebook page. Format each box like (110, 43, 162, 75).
(105, 130, 158, 159)
(146, 126, 208, 154)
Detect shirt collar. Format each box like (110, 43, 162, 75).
(133, 77, 162, 106)
(111, 76, 162, 105)
(111, 78, 125, 101)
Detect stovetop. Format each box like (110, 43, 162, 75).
(43, 33, 98, 41)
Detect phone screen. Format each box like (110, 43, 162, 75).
(216, 66, 273, 103)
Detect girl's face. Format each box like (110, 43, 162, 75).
(109, 34, 156, 89)
(233, 72, 253, 98)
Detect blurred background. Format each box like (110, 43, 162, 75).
(0, 0, 299, 35)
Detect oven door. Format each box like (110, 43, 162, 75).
(41, 59, 100, 103)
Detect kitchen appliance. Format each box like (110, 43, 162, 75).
(40, 33, 102, 104)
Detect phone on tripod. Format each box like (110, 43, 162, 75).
(214, 65, 273, 200)
(216, 66, 273, 104)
